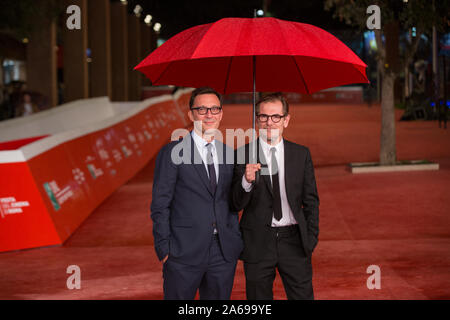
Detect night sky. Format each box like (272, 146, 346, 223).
(127, 0, 350, 40)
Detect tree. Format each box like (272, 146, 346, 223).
(325, 0, 449, 165)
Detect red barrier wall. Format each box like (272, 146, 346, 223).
(0, 93, 190, 252)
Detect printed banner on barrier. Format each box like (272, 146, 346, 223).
(0, 93, 190, 252)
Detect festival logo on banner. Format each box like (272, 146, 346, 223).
(142, 125, 152, 141)
(126, 126, 140, 153)
(150, 119, 161, 140)
(112, 149, 123, 163)
(137, 132, 145, 144)
(43, 181, 75, 211)
(95, 138, 113, 169)
(72, 168, 86, 185)
(147, 119, 159, 139)
(143, 116, 153, 141)
(84, 154, 104, 180)
(120, 141, 133, 158)
(159, 115, 167, 127)
(86, 164, 104, 180)
(102, 129, 120, 176)
(0, 197, 30, 218)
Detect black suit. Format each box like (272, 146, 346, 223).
(232, 138, 319, 300)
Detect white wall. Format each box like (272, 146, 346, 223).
(0, 97, 115, 143)
(0, 95, 176, 163)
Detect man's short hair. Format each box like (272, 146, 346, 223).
(256, 92, 289, 115)
(189, 87, 223, 109)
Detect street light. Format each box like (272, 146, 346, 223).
(145, 14, 153, 26)
(256, 9, 264, 17)
(134, 4, 143, 18)
(153, 22, 162, 33)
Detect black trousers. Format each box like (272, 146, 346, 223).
(243, 225, 314, 300)
(163, 234, 237, 300)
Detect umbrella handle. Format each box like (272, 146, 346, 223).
(254, 170, 260, 185)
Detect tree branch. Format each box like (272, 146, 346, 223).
(406, 30, 422, 66)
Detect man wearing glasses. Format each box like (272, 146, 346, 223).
(151, 87, 243, 299)
(232, 92, 319, 300)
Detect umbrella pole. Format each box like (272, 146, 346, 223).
(252, 55, 261, 184)
(252, 9, 257, 164)
(252, 10, 260, 184)
(252, 55, 256, 163)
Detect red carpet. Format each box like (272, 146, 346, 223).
(1, 103, 449, 299)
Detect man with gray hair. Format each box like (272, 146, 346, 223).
(232, 92, 320, 300)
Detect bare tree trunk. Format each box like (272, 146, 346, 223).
(380, 72, 397, 165)
(376, 20, 399, 166)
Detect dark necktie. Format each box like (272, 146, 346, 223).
(206, 143, 217, 194)
(270, 147, 282, 221)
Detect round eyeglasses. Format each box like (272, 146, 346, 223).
(256, 113, 286, 123)
(191, 106, 222, 115)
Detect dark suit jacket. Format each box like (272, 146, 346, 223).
(232, 139, 319, 263)
(151, 134, 244, 266)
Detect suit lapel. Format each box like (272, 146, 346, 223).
(215, 140, 226, 197)
(283, 140, 296, 211)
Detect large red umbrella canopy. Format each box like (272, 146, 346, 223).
(135, 17, 368, 94)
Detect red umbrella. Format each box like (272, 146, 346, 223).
(135, 17, 368, 169)
(135, 17, 368, 94)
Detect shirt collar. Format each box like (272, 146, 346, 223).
(259, 137, 283, 154)
(191, 130, 216, 149)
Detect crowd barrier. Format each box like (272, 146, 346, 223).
(224, 86, 364, 104)
(0, 89, 192, 253)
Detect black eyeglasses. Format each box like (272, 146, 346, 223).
(256, 113, 286, 123)
(191, 106, 222, 115)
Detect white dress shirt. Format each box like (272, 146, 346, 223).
(191, 130, 219, 182)
(242, 138, 298, 227)
(192, 130, 219, 234)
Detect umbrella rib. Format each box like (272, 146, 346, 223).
(292, 56, 310, 95)
(152, 61, 173, 85)
(354, 65, 370, 84)
(222, 56, 233, 94)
